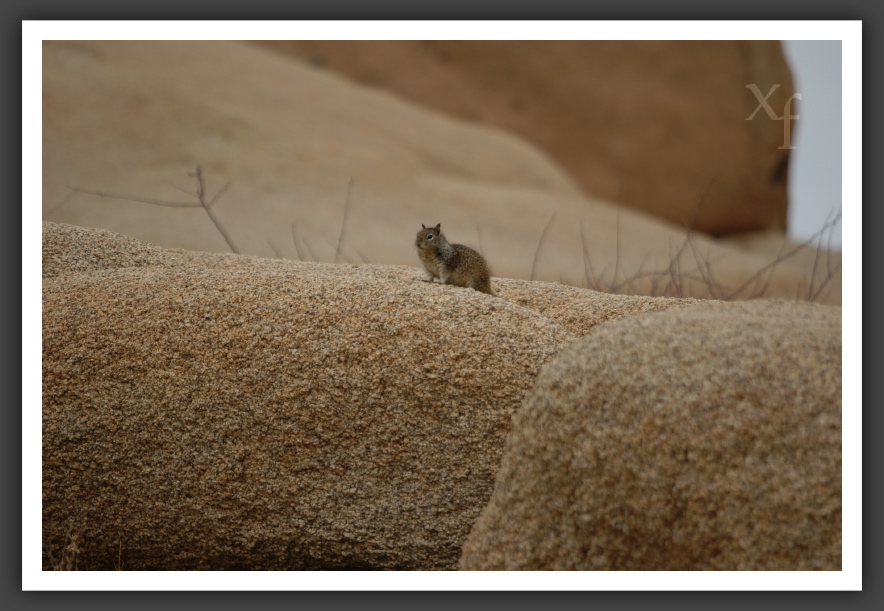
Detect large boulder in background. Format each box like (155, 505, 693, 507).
(41, 40, 839, 305)
(41, 39, 584, 267)
(460, 300, 841, 570)
(42, 221, 701, 570)
(255, 40, 796, 236)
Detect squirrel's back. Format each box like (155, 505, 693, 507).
(415, 223, 495, 296)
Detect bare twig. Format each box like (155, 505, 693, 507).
(327, 237, 354, 264)
(44, 525, 85, 571)
(191, 166, 240, 254)
(824, 206, 840, 277)
(806, 207, 842, 302)
(595, 221, 726, 298)
(807, 259, 841, 303)
(751, 240, 789, 299)
(613, 206, 623, 290)
(667, 178, 715, 298)
(290, 224, 306, 261)
(113, 540, 124, 571)
(648, 272, 661, 297)
(623, 253, 652, 296)
(579, 221, 602, 291)
(266, 239, 283, 259)
(73, 166, 241, 254)
(354, 248, 371, 264)
(208, 178, 233, 209)
(667, 229, 695, 297)
(334, 178, 354, 264)
(300, 235, 319, 263)
(724, 209, 842, 301)
(72, 187, 198, 209)
(614, 266, 709, 293)
(804, 207, 834, 299)
(530, 214, 556, 281)
(698, 248, 730, 300)
(596, 262, 614, 291)
(684, 233, 713, 299)
(684, 230, 723, 300)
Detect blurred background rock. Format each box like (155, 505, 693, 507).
(43, 40, 841, 304)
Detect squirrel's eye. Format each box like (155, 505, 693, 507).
(428, 235, 434, 240)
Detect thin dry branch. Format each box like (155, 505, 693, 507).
(530, 214, 556, 281)
(44, 525, 85, 571)
(612, 206, 623, 290)
(266, 239, 283, 259)
(208, 178, 233, 209)
(807, 259, 842, 303)
(73, 166, 241, 254)
(724, 208, 842, 301)
(807, 209, 843, 302)
(327, 237, 354, 264)
(334, 178, 354, 264)
(290, 224, 307, 261)
(579, 221, 603, 291)
(190, 166, 240, 254)
(577, 201, 841, 303)
(72, 187, 199, 209)
(666, 229, 695, 298)
(300, 234, 319, 263)
(354, 248, 371, 264)
(799, 206, 840, 301)
(684, 233, 717, 299)
(113, 540, 124, 571)
(623, 253, 652, 296)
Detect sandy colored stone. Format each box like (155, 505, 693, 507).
(42, 222, 702, 570)
(42, 40, 839, 306)
(256, 40, 795, 236)
(491, 278, 703, 338)
(42, 221, 183, 278)
(460, 300, 841, 570)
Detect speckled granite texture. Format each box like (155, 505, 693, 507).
(460, 300, 841, 570)
(42, 222, 700, 570)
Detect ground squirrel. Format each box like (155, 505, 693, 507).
(415, 223, 495, 296)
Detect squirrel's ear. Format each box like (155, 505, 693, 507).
(434, 223, 441, 230)
(422, 224, 426, 229)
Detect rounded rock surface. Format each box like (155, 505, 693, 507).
(460, 299, 842, 570)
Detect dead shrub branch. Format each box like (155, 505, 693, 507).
(73, 166, 240, 254)
(580, 206, 841, 303)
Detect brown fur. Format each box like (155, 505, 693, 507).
(415, 224, 495, 296)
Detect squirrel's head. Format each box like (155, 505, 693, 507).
(415, 223, 443, 249)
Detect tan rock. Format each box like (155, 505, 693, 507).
(42, 221, 182, 278)
(42, 39, 582, 262)
(42, 40, 839, 306)
(460, 300, 841, 570)
(255, 40, 795, 236)
(42, 222, 698, 570)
